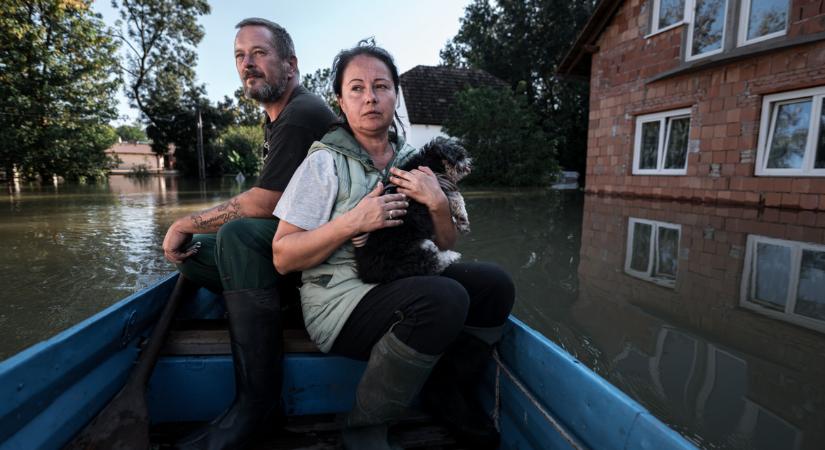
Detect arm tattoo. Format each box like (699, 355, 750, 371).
(190, 198, 243, 231)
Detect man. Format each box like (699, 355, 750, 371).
(163, 18, 336, 449)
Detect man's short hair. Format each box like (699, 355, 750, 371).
(235, 18, 295, 60)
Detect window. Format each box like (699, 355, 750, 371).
(633, 108, 692, 175)
(737, 0, 789, 46)
(740, 235, 825, 333)
(624, 218, 681, 288)
(686, 0, 729, 60)
(755, 86, 825, 176)
(676, 0, 789, 60)
(650, 0, 688, 35)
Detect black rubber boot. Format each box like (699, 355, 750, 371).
(176, 288, 283, 450)
(342, 332, 440, 450)
(419, 327, 503, 450)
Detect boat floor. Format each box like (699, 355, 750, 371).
(151, 413, 467, 449)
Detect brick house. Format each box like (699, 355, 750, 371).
(105, 141, 173, 174)
(559, 0, 825, 210)
(397, 65, 507, 148)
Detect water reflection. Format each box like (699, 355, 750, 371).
(0, 176, 247, 359)
(3, 180, 825, 448)
(576, 195, 825, 449)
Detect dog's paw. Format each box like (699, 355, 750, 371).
(420, 239, 462, 273)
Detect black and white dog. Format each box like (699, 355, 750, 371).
(354, 137, 472, 284)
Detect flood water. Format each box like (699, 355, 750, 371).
(2, 176, 824, 449)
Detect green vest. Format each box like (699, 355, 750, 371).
(300, 127, 417, 352)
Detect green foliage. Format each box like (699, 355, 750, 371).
(145, 93, 233, 177)
(115, 122, 148, 142)
(217, 125, 264, 177)
(220, 88, 264, 127)
(113, 0, 211, 163)
(444, 87, 558, 187)
(128, 164, 151, 178)
(0, 0, 121, 183)
(302, 68, 340, 115)
(441, 0, 594, 175)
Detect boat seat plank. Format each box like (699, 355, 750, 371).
(151, 413, 466, 449)
(161, 328, 321, 355)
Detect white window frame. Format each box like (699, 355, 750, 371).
(737, 0, 789, 46)
(685, 0, 729, 61)
(647, 0, 689, 37)
(624, 218, 681, 288)
(739, 234, 825, 333)
(755, 86, 825, 177)
(633, 108, 692, 175)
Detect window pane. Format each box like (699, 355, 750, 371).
(752, 243, 791, 310)
(658, 0, 685, 29)
(795, 250, 825, 321)
(746, 0, 788, 40)
(655, 227, 679, 279)
(816, 98, 825, 169)
(640, 121, 660, 169)
(630, 223, 652, 272)
(692, 0, 727, 55)
(767, 100, 811, 169)
(664, 117, 690, 169)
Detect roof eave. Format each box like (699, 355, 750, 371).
(557, 0, 624, 78)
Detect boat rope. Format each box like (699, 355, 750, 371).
(491, 349, 588, 450)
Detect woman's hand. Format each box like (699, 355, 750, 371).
(389, 166, 448, 212)
(348, 182, 408, 234)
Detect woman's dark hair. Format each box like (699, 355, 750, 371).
(330, 38, 405, 139)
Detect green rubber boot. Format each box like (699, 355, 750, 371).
(342, 332, 440, 450)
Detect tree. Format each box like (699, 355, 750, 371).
(444, 87, 558, 186)
(116, 122, 148, 142)
(220, 87, 264, 127)
(216, 125, 264, 177)
(143, 80, 234, 177)
(111, 0, 210, 161)
(0, 0, 121, 184)
(441, 0, 594, 174)
(302, 68, 340, 115)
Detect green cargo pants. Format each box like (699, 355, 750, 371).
(176, 217, 292, 293)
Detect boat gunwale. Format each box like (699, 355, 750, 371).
(0, 272, 177, 444)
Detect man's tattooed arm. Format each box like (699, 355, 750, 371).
(189, 197, 243, 232)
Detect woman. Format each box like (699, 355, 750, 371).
(272, 42, 514, 450)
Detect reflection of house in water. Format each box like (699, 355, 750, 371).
(741, 235, 825, 333)
(575, 194, 825, 449)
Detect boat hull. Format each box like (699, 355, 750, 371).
(0, 274, 696, 449)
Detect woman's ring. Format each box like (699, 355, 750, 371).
(388, 210, 394, 219)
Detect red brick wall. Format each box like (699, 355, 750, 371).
(586, 0, 825, 209)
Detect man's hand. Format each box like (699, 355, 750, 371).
(160, 188, 282, 264)
(162, 222, 200, 264)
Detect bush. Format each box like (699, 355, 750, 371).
(443, 87, 559, 187)
(217, 125, 264, 177)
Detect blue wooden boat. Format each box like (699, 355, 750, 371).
(0, 273, 697, 449)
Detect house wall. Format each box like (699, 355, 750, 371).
(106, 143, 167, 174)
(576, 194, 825, 448)
(586, 0, 825, 209)
(108, 152, 163, 173)
(407, 124, 448, 149)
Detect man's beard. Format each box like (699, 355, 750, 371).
(244, 68, 288, 103)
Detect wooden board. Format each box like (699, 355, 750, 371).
(161, 328, 321, 355)
(151, 413, 466, 449)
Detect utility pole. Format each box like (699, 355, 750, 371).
(196, 109, 205, 180)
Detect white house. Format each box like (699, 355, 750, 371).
(397, 65, 507, 148)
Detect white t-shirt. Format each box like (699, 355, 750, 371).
(274, 150, 339, 230)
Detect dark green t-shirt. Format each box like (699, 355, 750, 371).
(255, 86, 337, 191)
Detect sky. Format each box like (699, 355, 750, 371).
(91, 0, 472, 123)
